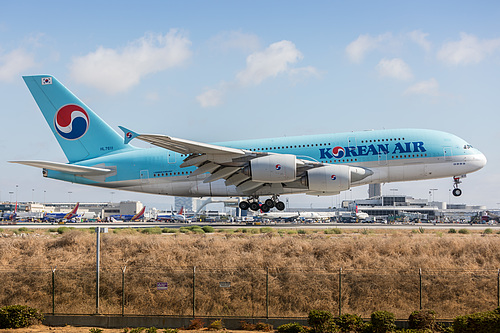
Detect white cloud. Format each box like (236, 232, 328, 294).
(236, 40, 304, 86)
(70, 30, 192, 94)
(437, 32, 500, 65)
(209, 31, 260, 53)
(408, 30, 431, 52)
(197, 40, 316, 108)
(404, 78, 440, 96)
(376, 58, 413, 81)
(0, 48, 36, 82)
(345, 33, 393, 63)
(196, 88, 225, 107)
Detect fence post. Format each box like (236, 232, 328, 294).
(51, 266, 56, 315)
(95, 227, 100, 315)
(266, 267, 269, 319)
(121, 266, 127, 317)
(192, 266, 196, 318)
(419, 268, 422, 310)
(338, 267, 342, 317)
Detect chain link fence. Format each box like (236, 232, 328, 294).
(0, 267, 498, 319)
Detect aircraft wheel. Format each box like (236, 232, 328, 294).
(452, 188, 462, 197)
(260, 204, 270, 213)
(264, 199, 275, 208)
(275, 201, 285, 211)
(249, 202, 261, 211)
(239, 201, 250, 210)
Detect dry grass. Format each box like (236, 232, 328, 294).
(0, 228, 499, 319)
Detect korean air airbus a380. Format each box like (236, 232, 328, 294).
(11, 75, 487, 212)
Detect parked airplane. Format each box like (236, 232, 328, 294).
(12, 75, 487, 213)
(157, 206, 187, 221)
(109, 206, 146, 221)
(1, 202, 17, 221)
(43, 202, 80, 221)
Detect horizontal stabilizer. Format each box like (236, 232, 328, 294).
(10, 160, 113, 175)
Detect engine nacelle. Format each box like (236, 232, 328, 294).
(245, 154, 297, 183)
(302, 165, 351, 193)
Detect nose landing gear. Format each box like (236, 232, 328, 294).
(452, 176, 462, 197)
(238, 195, 286, 211)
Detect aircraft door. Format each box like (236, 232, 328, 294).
(443, 147, 452, 161)
(140, 170, 149, 183)
(378, 152, 388, 166)
(167, 152, 176, 164)
(348, 136, 356, 148)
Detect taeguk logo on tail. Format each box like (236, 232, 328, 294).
(54, 104, 89, 140)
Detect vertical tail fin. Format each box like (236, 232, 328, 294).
(23, 75, 132, 163)
(64, 202, 79, 219)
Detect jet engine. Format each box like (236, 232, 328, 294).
(243, 154, 297, 183)
(301, 165, 373, 193)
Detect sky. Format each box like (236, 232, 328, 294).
(1, 1, 499, 211)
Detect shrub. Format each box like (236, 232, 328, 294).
(277, 322, 307, 333)
(145, 327, 158, 333)
(408, 309, 437, 330)
(240, 321, 256, 330)
(484, 228, 493, 234)
(324, 228, 342, 235)
(56, 226, 74, 234)
(188, 318, 205, 330)
(458, 229, 470, 234)
(452, 308, 500, 333)
(89, 328, 104, 333)
(208, 319, 224, 330)
(260, 227, 274, 233)
(0, 305, 44, 329)
(308, 309, 335, 333)
(335, 313, 364, 332)
(370, 311, 396, 333)
(255, 322, 273, 331)
(163, 329, 179, 333)
(141, 227, 162, 234)
(448, 228, 457, 233)
(202, 226, 215, 233)
(129, 328, 146, 333)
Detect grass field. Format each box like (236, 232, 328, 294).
(0, 226, 499, 319)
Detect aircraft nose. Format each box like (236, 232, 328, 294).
(472, 151, 487, 170)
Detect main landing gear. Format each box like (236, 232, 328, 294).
(452, 176, 462, 197)
(239, 195, 285, 212)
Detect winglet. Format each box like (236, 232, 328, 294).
(119, 126, 140, 144)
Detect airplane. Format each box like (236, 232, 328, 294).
(12, 75, 487, 213)
(157, 206, 187, 222)
(109, 206, 146, 221)
(43, 202, 80, 221)
(1, 202, 18, 221)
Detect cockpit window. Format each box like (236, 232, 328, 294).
(463, 144, 473, 149)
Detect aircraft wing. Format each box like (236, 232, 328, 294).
(9, 160, 113, 176)
(119, 126, 245, 156)
(119, 127, 373, 195)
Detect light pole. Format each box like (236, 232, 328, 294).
(429, 188, 438, 202)
(68, 191, 72, 203)
(390, 188, 398, 220)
